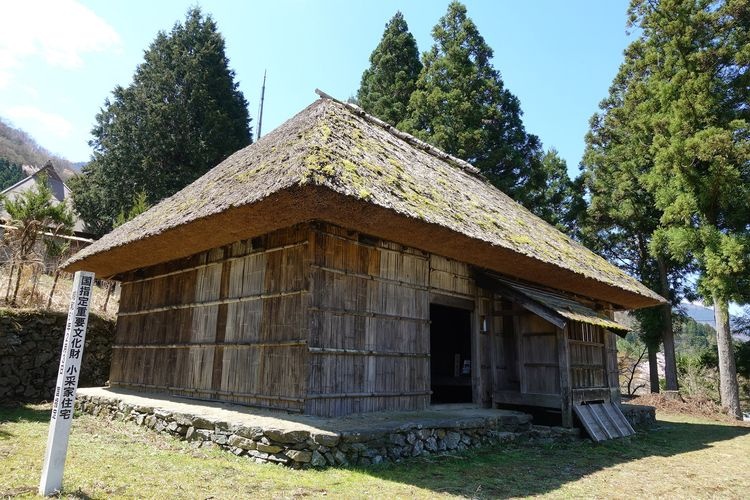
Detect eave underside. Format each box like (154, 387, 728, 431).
(64, 185, 661, 310)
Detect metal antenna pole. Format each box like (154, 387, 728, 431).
(257, 70, 266, 140)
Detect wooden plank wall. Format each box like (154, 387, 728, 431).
(305, 223, 431, 416)
(492, 299, 521, 392)
(110, 224, 309, 412)
(517, 315, 560, 395)
(475, 290, 493, 405)
(429, 255, 474, 298)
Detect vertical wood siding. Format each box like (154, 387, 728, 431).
(305, 224, 432, 416)
(111, 224, 309, 412)
(110, 220, 620, 417)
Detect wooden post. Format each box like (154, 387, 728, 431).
(489, 295, 498, 407)
(471, 292, 482, 405)
(603, 328, 620, 404)
(557, 326, 573, 428)
(515, 309, 527, 395)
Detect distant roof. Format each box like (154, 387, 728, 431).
(63, 94, 665, 309)
(1, 163, 87, 234)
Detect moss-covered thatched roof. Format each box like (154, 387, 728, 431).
(64, 95, 664, 309)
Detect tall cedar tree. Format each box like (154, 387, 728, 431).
(401, 2, 544, 207)
(71, 8, 251, 235)
(630, 0, 750, 418)
(530, 149, 584, 235)
(581, 36, 687, 392)
(586, 0, 749, 415)
(357, 12, 422, 126)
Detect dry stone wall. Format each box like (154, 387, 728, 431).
(76, 394, 582, 468)
(0, 309, 115, 402)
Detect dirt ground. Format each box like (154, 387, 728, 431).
(629, 393, 750, 424)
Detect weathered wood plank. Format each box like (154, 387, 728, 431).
(557, 327, 573, 427)
(493, 390, 561, 408)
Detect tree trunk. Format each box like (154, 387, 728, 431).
(648, 344, 660, 393)
(29, 268, 39, 304)
(714, 296, 742, 420)
(47, 270, 60, 309)
(102, 281, 113, 312)
(11, 262, 23, 305)
(5, 263, 14, 302)
(657, 256, 678, 391)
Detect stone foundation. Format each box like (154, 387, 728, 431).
(621, 403, 656, 427)
(75, 393, 580, 468)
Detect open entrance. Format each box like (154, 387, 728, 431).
(430, 304, 472, 404)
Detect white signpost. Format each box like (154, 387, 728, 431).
(39, 271, 95, 497)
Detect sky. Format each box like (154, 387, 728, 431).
(0, 0, 636, 177)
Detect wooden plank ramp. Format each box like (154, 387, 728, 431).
(573, 403, 635, 442)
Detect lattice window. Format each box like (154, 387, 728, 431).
(568, 322, 607, 388)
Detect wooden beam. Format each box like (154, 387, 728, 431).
(489, 297, 498, 407)
(308, 347, 429, 357)
(603, 328, 620, 404)
(572, 388, 611, 404)
(493, 390, 561, 409)
(515, 307, 527, 395)
(492, 310, 530, 317)
(306, 390, 432, 399)
(557, 326, 573, 428)
(471, 290, 482, 405)
(112, 340, 308, 349)
(430, 292, 474, 310)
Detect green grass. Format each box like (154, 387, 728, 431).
(2, 404, 749, 499)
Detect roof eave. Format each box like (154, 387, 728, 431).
(63, 184, 664, 310)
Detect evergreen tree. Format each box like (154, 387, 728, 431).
(0, 158, 24, 190)
(629, 0, 750, 419)
(357, 12, 422, 126)
(71, 8, 252, 235)
(114, 191, 150, 228)
(401, 2, 543, 206)
(581, 38, 687, 393)
(1, 172, 74, 304)
(527, 149, 583, 234)
(584, 0, 749, 416)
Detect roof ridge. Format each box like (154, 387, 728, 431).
(314, 89, 487, 182)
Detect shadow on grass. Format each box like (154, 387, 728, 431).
(60, 488, 94, 499)
(361, 420, 750, 498)
(0, 404, 51, 425)
(0, 404, 51, 440)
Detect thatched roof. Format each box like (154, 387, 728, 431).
(64, 95, 664, 309)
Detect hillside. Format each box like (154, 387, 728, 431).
(680, 302, 716, 326)
(0, 117, 78, 181)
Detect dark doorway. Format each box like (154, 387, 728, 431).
(430, 304, 472, 404)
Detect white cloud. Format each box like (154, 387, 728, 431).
(4, 105, 73, 139)
(0, 0, 121, 88)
